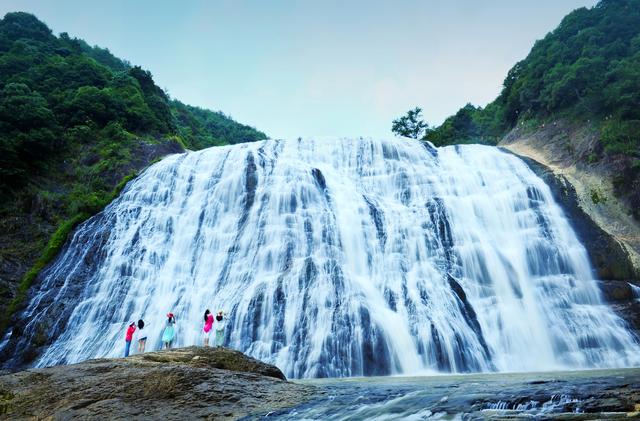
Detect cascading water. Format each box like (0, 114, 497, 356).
(4, 137, 639, 377)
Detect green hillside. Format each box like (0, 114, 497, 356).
(172, 100, 266, 149)
(427, 0, 640, 152)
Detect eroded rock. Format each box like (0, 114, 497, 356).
(0, 346, 314, 420)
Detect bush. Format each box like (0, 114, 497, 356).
(601, 120, 640, 155)
(590, 187, 608, 204)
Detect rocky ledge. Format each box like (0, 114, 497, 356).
(0, 346, 315, 420)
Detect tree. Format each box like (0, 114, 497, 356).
(391, 107, 429, 139)
(0, 83, 58, 186)
(0, 12, 53, 43)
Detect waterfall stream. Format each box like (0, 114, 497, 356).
(6, 137, 639, 377)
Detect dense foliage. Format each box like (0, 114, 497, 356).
(424, 103, 503, 146)
(425, 0, 640, 155)
(172, 100, 266, 149)
(0, 12, 266, 194)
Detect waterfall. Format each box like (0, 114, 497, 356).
(5, 137, 639, 377)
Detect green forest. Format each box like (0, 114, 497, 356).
(424, 0, 640, 155)
(0, 12, 266, 194)
(0, 12, 266, 327)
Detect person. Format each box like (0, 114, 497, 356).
(137, 319, 147, 353)
(162, 312, 176, 349)
(124, 321, 136, 357)
(203, 309, 213, 347)
(215, 311, 226, 347)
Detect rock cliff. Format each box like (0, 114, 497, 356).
(501, 121, 640, 333)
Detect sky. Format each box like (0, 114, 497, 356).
(0, 1, 599, 139)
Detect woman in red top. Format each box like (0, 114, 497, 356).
(124, 321, 136, 357)
(203, 309, 214, 346)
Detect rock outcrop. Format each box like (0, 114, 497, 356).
(0, 346, 315, 420)
(500, 120, 640, 273)
(500, 120, 640, 333)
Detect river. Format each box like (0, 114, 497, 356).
(252, 367, 640, 420)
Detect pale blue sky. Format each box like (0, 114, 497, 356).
(1, 1, 598, 138)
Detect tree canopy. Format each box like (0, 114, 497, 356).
(391, 107, 429, 139)
(0, 12, 267, 193)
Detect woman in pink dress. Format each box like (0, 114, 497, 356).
(203, 309, 214, 346)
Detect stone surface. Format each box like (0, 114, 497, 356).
(271, 368, 640, 420)
(513, 153, 637, 281)
(0, 346, 315, 420)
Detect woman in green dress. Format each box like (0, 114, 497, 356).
(215, 311, 226, 347)
(162, 312, 176, 349)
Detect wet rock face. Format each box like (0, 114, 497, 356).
(0, 346, 315, 420)
(514, 153, 640, 333)
(519, 155, 637, 281)
(0, 255, 25, 309)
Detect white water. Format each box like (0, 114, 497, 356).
(13, 137, 640, 377)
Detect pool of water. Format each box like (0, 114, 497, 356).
(245, 368, 640, 420)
